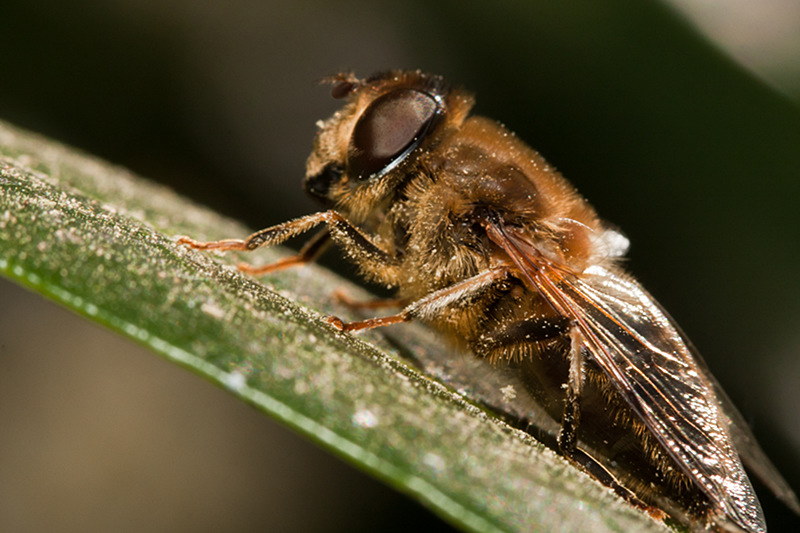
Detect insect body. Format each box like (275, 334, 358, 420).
(179, 71, 798, 532)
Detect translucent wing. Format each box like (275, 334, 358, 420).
(486, 222, 766, 533)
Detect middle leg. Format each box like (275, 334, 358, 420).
(326, 266, 512, 332)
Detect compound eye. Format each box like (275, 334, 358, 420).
(349, 89, 439, 180)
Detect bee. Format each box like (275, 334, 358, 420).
(179, 70, 799, 531)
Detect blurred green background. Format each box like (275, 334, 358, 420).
(1, 0, 798, 531)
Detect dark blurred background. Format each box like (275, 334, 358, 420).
(1, 1, 799, 531)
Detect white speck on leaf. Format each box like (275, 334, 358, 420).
(224, 371, 247, 391)
(201, 300, 226, 320)
(423, 452, 446, 474)
(352, 409, 378, 428)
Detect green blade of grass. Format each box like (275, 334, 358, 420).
(0, 120, 666, 533)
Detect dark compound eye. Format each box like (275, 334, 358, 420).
(349, 89, 439, 180)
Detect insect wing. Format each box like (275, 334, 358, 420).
(559, 267, 763, 531)
(488, 223, 765, 532)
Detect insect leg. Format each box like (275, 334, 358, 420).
(556, 326, 660, 515)
(557, 326, 584, 454)
(238, 228, 331, 275)
(179, 210, 401, 276)
(327, 266, 511, 332)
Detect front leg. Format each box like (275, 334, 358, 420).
(238, 228, 331, 276)
(178, 210, 400, 278)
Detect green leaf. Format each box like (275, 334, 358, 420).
(0, 120, 667, 532)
